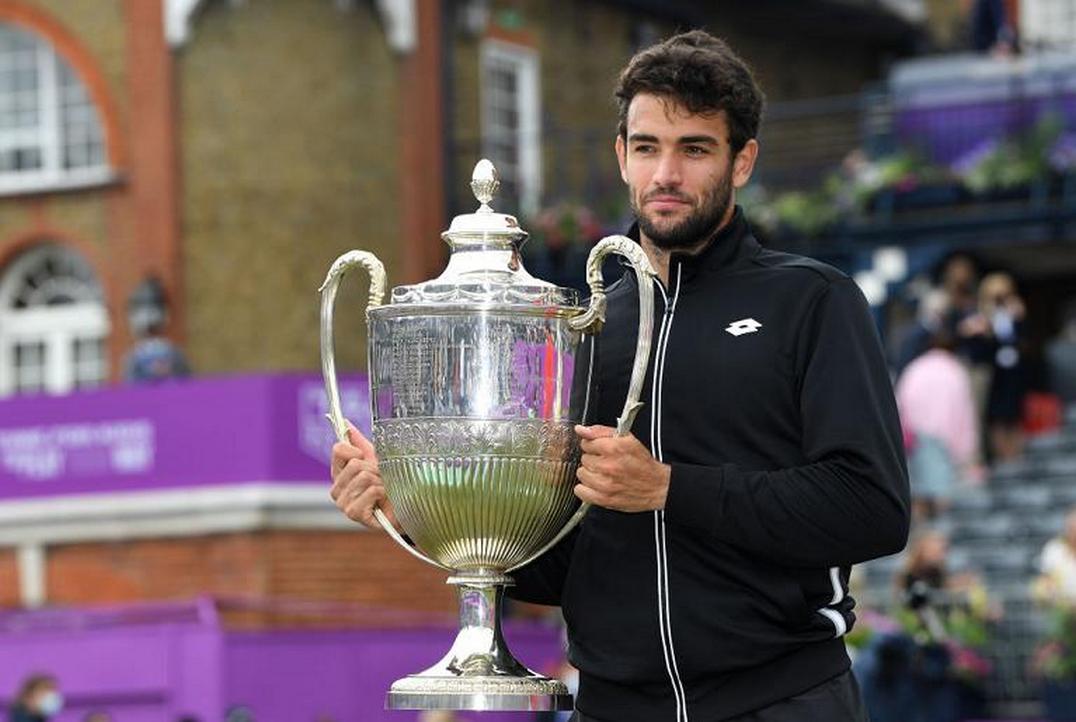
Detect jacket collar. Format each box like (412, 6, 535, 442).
(625, 206, 760, 284)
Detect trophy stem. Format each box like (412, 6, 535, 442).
(385, 573, 573, 711)
(444, 574, 526, 677)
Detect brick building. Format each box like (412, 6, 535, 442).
(0, 0, 918, 620)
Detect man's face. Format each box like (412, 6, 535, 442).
(615, 93, 757, 250)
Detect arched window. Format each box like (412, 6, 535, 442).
(0, 244, 109, 395)
(0, 23, 110, 193)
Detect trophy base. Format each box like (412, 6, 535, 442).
(384, 574, 574, 711)
(386, 673, 572, 711)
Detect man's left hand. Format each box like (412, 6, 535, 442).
(574, 424, 671, 512)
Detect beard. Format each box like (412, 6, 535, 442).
(631, 169, 733, 251)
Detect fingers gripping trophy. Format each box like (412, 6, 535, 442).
(319, 160, 655, 711)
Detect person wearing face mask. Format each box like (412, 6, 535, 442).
(8, 674, 63, 722)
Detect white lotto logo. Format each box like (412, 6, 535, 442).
(725, 318, 762, 337)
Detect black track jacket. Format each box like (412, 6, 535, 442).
(509, 208, 910, 721)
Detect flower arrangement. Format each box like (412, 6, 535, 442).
(745, 114, 1070, 239)
(522, 202, 614, 295)
(1031, 604, 1076, 681)
(529, 203, 604, 250)
(847, 598, 994, 685)
(744, 149, 950, 238)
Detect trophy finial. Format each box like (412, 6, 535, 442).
(471, 159, 499, 209)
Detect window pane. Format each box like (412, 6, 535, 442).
(0, 25, 108, 180)
(0, 25, 43, 176)
(73, 337, 106, 388)
(12, 340, 46, 393)
(14, 146, 40, 170)
(59, 61, 104, 171)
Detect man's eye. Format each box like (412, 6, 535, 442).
(685, 146, 709, 156)
(633, 145, 655, 154)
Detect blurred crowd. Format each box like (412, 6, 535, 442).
(891, 253, 1036, 520)
(848, 245, 1076, 720)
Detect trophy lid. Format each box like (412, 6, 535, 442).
(386, 160, 581, 311)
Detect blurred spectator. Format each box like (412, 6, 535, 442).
(939, 253, 981, 327)
(8, 674, 63, 722)
(895, 311, 981, 520)
(1034, 508, 1076, 606)
(1046, 299, 1076, 404)
(978, 272, 1028, 462)
(898, 528, 998, 622)
(941, 254, 994, 388)
(891, 282, 949, 374)
(123, 276, 190, 383)
(946, 253, 994, 367)
(857, 529, 994, 722)
(123, 320, 191, 383)
(899, 528, 951, 595)
(968, 0, 1017, 55)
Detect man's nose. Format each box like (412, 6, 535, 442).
(651, 152, 682, 188)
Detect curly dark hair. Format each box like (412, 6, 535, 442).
(615, 30, 765, 153)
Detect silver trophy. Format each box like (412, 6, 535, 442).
(319, 160, 655, 711)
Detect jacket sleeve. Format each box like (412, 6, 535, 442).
(505, 528, 577, 606)
(663, 277, 910, 567)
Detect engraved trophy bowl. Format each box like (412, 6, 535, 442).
(319, 160, 655, 711)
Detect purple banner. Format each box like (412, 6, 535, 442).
(0, 600, 566, 722)
(0, 374, 371, 499)
(226, 624, 566, 721)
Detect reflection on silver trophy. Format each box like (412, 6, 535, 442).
(319, 160, 655, 711)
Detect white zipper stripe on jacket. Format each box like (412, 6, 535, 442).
(659, 513, 688, 719)
(818, 607, 848, 637)
(816, 566, 847, 637)
(828, 566, 844, 605)
(651, 265, 689, 721)
(653, 504, 682, 722)
(650, 278, 682, 722)
(659, 265, 687, 719)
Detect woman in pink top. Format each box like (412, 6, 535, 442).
(896, 325, 981, 520)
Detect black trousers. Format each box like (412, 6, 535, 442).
(570, 670, 869, 722)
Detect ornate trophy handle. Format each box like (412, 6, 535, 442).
(318, 250, 452, 572)
(507, 235, 656, 573)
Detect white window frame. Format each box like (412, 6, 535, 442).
(0, 24, 112, 196)
(479, 39, 541, 217)
(1022, 0, 1076, 50)
(0, 245, 109, 396)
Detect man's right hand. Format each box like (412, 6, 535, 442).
(330, 424, 400, 532)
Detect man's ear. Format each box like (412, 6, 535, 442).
(732, 139, 759, 189)
(615, 134, 628, 184)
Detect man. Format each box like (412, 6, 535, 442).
(331, 30, 908, 721)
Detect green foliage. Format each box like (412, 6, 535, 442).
(746, 115, 1065, 239)
(1033, 607, 1076, 681)
(959, 115, 1061, 194)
